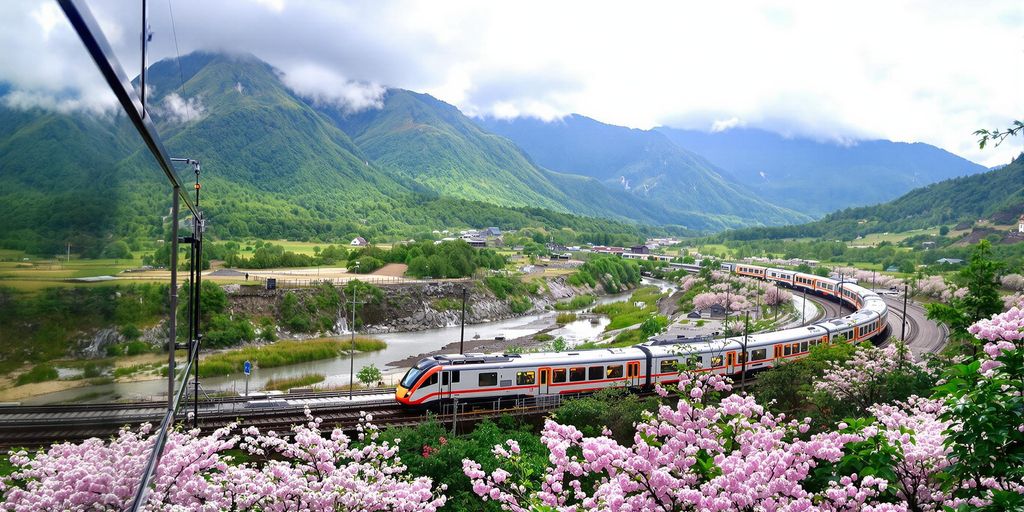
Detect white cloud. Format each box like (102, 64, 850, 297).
(156, 93, 205, 124)
(0, 0, 1020, 166)
(279, 63, 385, 113)
(711, 117, 744, 133)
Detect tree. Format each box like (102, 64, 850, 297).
(357, 364, 382, 387)
(926, 240, 1004, 342)
(974, 119, 1023, 148)
(1, 413, 447, 510)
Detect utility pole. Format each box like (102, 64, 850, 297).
(741, 311, 749, 388)
(167, 189, 179, 410)
(347, 282, 365, 400)
(724, 287, 730, 331)
(460, 287, 467, 354)
(801, 288, 807, 325)
(901, 284, 908, 341)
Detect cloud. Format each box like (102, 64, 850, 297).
(0, 0, 1020, 166)
(711, 117, 744, 133)
(279, 63, 385, 113)
(155, 93, 205, 124)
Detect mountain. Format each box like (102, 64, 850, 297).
(719, 152, 1024, 241)
(475, 114, 811, 229)
(655, 127, 988, 216)
(315, 89, 673, 226)
(0, 52, 680, 255)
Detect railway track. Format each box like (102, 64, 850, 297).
(0, 293, 949, 452)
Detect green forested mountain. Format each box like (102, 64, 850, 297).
(476, 114, 811, 229)
(2, 51, 817, 255)
(318, 89, 672, 225)
(0, 52, 684, 255)
(717, 152, 1024, 241)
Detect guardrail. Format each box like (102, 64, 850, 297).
(248, 274, 470, 288)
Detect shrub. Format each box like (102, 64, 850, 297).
(509, 296, 532, 314)
(555, 313, 577, 324)
(553, 294, 596, 310)
(16, 364, 58, 385)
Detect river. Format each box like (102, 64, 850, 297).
(23, 279, 674, 404)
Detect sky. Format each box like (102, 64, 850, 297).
(1, 0, 1021, 167)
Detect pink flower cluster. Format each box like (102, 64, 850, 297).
(1, 410, 446, 511)
(465, 373, 927, 511)
(691, 274, 791, 312)
(968, 304, 1024, 376)
(1002, 273, 1024, 291)
(833, 267, 903, 291)
(813, 342, 922, 409)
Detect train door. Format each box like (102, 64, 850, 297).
(726, 352, 736, 374)
(440, 370, 452, 402)
(539, 367, 551, 395)
(627, 361, 641, 387)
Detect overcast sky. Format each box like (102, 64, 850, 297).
(2, 0, 1022, 166)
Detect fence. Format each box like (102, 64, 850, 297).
(248, 274, 471, 288)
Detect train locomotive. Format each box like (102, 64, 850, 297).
(395, 263, 889, 407)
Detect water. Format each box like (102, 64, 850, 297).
(23, 279, 670, 404)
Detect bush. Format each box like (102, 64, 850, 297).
(199, 338, 385, 378)
(509, 296, 532, 314)
(555, 312, 577, 324)
(16, 364, 58, 385)
(484, 275, 524, 299)
(203, 313, 256, 348)
(553, 294, 596, 310)
(357, 364, 383, 386)
(263, 373, 325, 391)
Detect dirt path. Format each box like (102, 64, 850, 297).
(372, 263, 408, 277)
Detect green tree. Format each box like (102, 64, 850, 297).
(357, 364, 382, 386)
(925, 240, 1004, 343)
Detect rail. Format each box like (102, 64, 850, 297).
(127, 344, 198, 510)
(55, 1, 206, 510)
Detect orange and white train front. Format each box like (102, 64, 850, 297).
(395, 358, 441, 405)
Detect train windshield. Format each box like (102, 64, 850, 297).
(400, 368, 423, 388)
(400, 358, 435, 388)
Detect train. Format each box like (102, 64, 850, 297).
(394, 262, 889, 407)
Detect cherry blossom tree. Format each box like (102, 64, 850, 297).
(1, 410, 446, 511)
(465, 372, 934, 511)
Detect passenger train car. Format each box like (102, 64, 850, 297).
(395, 263, 889, 407)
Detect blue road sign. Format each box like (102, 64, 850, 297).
(243, 360, 252, 376)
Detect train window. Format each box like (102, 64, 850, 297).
(607, 365, 623, 378)
(516, 371, 536, 385)
(442, 372, 449, 386)
(479, 372, 498, 387)
(784, 345, 792, 356)
(452, 371, 460, 383)
(425, 373, 439, 386)
(660, 359, 678, 373)
(686, 356, 702, 368)
(751, 349, 767, 361)
(800, 341, 808, 352)
(540, 371, 547, 385)
(553, 368, 567, 383)
(589, 366, 604, 380)
(570, 367, 586, 382)
(711, 356, 723, 367)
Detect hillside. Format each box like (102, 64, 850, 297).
(718, 152, 1024, 241)
(0, 52, 677, 255)
(317, 90, 672, 226)
(656, 127, 988, 216)
(476, 114, 811, 229)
